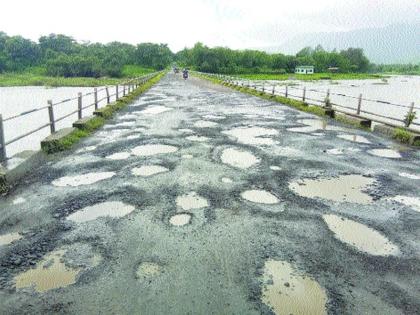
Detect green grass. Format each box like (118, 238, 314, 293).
(393, 127, 412, 144)
(0, 65, 156, 87)
(234, 72, 385, 81)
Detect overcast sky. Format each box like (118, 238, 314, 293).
(1, 0, 419, 52)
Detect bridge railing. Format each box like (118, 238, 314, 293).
(196, 72, 419, 133)
(0, 72, 161, 162)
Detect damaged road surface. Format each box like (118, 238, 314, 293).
(1, 73, 420, 314)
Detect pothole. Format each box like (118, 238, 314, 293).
(178, 128, 194, 134)
(176, 192, 209, 210)
(399, 172, 420, 180)
(270, 166, 282, 171)
(186, 135, 210, 142)
(105, 152, 131, 160)
(220, 148, 260, 169)
(241, 190, 279, 204)
(289, 175, 376, 204)
(222, 126, 278, 146)
(76, 146, 97, 153)
(66, 201, 135, 223)
(14, 247, 100, 292)
(52, 172, 116, 187)
(203, 114, 226, 120)
(261, 259, 328, 315)
(221, 177, 233, 183)
(131, 165, 169, 177)
(169, 213, 192, 226)
(288, 119, 344, 133)
(337, 134, 371, 144)
(136, 262, 161, 278)
(182, 154, 194, 159)
(127, 135, 141, 140)
(141, 105, 172, 115)
(0, 232, 22, 246)
(323, 214, 399, 256)
(193, 120, 219, 128)
(368, 149, 401, 159)
(12, 197, 26, 205)
(390, 195, 420, 212)
(131, 144, 178, 156)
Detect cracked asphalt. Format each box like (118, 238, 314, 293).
(0, 73, 419, 314)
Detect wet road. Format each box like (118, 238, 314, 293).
(0, 73, 420, 314)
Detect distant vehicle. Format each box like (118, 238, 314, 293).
(173, 67, 179, 74)
(182, 69, 189, 79)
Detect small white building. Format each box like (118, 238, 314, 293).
(295, 66, 314, 74)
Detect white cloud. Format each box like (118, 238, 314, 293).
(0, 0, 418, 51)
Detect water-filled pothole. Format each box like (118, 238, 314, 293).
(203, 114, 226, 120)
(131, 165, 169, 177)
(222, 126, 278, 146)
(220, 148, 260, 169)
(221, 177, 233, 183)
(288, 119, 344, 133)
(105, 152, 131, 160)
(193, 120, 219, 128)
(270, 166, 281, 171)
(66, 201, 135, 223)
(131, 144, 178, 156)
(241, 190, 279, 204)
(0, 232, 22, 246)
(261, 259, 328, 315)
(399, 172, 420, 180)
(186, 135, 210, 142)
(323, 214, 399, 256)
(141, 105, 172, 115)
(368, 149, 401, 159)
(390, 195, 420, 212)
(176, 192, 209, 210)
(169, 213, 192, 226)
(12, 197, 26, 205)
(182, 154, 194, 159)
(337, 134, 371, 144)
(289, 175, 375, 204)
(136, 262, 161, 278)
(52, 172, 116, 187)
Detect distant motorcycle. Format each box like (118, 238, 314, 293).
(182, 70, 189, 80)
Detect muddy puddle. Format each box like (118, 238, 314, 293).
(131, 165, 169, 177)
(241, 190, 279, 204)
(222, 126, 278, 146)
(193, 120, 219, 128)
(390, 195, 420, 212)
(136, 262, 161, 278)
(323, 214, 399, 256)
(337, 134, 371, 144)
(131, 144, 178, 156)
(176, 192, 209, 210)
(220, 148, 260, 169)
(52, 172, 116, 187)
(67, 201, 135, 223)
(261, 259, 327, 315)
(105, 152, 131, 160)
(368, 149, 401, 159)
(169, 213, 192, 226)
(141, 105, 172, 115)
(186, 135, 210, 142)
(14, 248, 100, 292)
(288, 119, 344, 133)
(0, 232, 22, 246)
(289, 175, 376, 204)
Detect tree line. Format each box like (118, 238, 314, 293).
(0, 32, 418, 77)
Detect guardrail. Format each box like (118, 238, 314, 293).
(197, 72, 419, 133)
(0, 72, 161, 162)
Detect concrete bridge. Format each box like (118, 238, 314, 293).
(0, 73, 419, 314)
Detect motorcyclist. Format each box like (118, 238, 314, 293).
(182, 68, 189, 80)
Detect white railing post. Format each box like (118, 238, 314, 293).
(405, 102, 415, 127)
(94, 88, 98, 110)
(285, 85, 288, 98)
(78, 92, 82, 119)
(47, 100, 55, 134)
(303, 87, 306, 102)
(116, 85, 119, 100)
(357, 94, 363, 115)
(106, 87, 110, 104)
(0, 114, 7, 161)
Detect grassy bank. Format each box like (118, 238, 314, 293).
(0, 65, 155, 87)
(233, 72, 385, 81)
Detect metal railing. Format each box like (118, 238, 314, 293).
(0, 72, 162, 162)
(197, 72, 419, 132)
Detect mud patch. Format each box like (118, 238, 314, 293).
(323, 214, 399, 256)
(67, 201, 135, 223)
(368, 149, 401, 159)
(220, 148, 260, 169)
(0, 232, 22, 246)
(169, 213, 192, 226)
(390, 195, 420, 212)
(289, 175, 375, 204)
(261, 259, 327, 315)
(337, 134, 371, 144)
(52, 172, 116, 187)
(131, 144, 178, 156)
(105, 152, 131, 160)
(241, 190, 279, 204)
(176, 192, 209, 210)
(223, 126, 278, 146)
(136, 262, 161, 278)
(131, 165, 169, 177)
(193, 120, 218, 128)
(186, 135, 210, 142)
